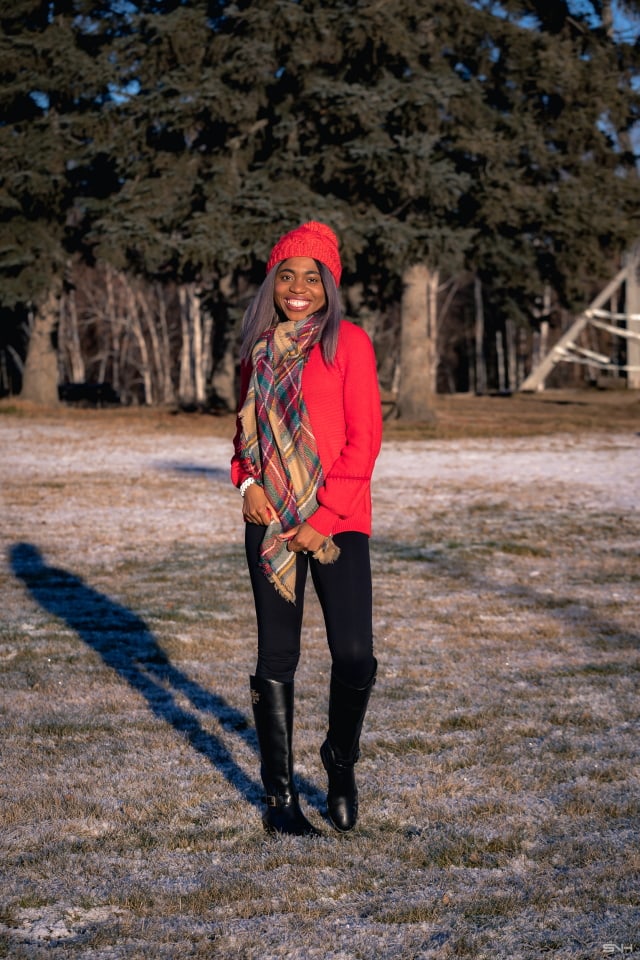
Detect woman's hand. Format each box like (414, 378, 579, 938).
(242, 483, 276, 526)
(278, 522, 326, 555)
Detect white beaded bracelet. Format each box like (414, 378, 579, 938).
(240, 477, 257, 498)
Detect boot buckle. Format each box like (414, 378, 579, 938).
(265, 792, 296, 808)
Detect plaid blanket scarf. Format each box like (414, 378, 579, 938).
(238, 315, 339, 603)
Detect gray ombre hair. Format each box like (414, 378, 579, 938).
(240, 261, 342, 364)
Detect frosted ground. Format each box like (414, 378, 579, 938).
(1, 408, 638, 959)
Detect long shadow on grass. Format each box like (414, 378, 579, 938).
(9, 542, 325, 815)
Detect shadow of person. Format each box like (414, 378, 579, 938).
(8, 542, 324, 816)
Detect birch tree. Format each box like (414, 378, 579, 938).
(59, 287, 86, 385)
(178, 284, 211, 408)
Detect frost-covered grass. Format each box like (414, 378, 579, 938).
(1, 397, 639, 959)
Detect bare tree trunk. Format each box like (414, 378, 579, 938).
(123, 281, 153, 405)
(391, 358, 401, 397)
(136, 284, 174, 405)
(97, 352, 108, 383)
(156, 283, 175, 404)
(210, 273, 237, 411)
(105, 264, 121, 393)
(467, 335, 475, 394)
(345, 281, 382, 344)
(532, 284, 552, 391)
(211, 341, 236, 410)
(427, 268, 439, 394)
(397, 263, 437, 421)
(178, 286, 195, 406)
(0, 351, 8, 395)
(518, 325, 528, 386)
(190, 286, 206, 406)
(131, 315, 153, 404)
(496, 329, 506, 393)
(202, 304, 214, 396)
(136, 288, 161, 393)
(538, 319, 549, 390)
(60, 287, 85, 382)
(474, 276, 487, 395)
(601, 0, 614, 39)
(177, 283, 210, 407)
(505, 319, 517, 390)
(21, 284, 61, 406)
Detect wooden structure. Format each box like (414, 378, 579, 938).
(520, 249, 640, 391)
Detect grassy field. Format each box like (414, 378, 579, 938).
(1, 390, 639, 959)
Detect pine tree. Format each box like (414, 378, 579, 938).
(2, 0, 638, 407)
(205, 0, 639, 409)
(0, 0, 128, 401)
(198, 0, 478, 418)
(461, 0, 640, 316)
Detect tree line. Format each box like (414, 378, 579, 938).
(1, 0, 639, 417)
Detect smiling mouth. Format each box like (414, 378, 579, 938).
(285, 299, 311, 309)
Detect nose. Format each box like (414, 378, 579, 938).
(288, 275, 306, 293)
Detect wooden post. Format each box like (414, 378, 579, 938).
(626, 247, 640, 389)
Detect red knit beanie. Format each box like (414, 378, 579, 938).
(266, 221, 342, 287)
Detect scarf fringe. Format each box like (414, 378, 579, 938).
(262, 535, 341, 604)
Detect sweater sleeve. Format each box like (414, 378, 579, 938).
(230, 359, 254, 488)
(308, 326, 382, 536)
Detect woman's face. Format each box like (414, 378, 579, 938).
(274, 257, 327, 323)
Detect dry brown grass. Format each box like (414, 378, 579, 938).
(2, 384, 639, 441)
(0, 391, 639, 958)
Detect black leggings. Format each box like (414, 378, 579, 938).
(245, 525, 375, 688)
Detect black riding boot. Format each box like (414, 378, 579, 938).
(320, 659, 377, 833)
(250, 675, 321, 837)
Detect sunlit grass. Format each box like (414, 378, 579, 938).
(1, 402, 639, 957)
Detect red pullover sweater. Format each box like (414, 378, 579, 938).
(231, 320, 382, 538)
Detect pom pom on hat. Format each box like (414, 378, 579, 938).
(266, 221, 342, 287)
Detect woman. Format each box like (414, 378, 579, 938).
(231, 221, 382, 836)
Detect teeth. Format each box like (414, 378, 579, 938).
(287, 300, 308, 307)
